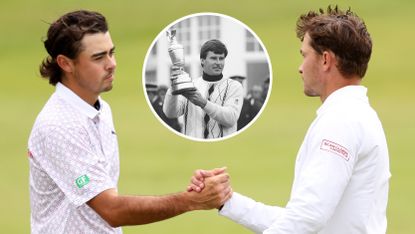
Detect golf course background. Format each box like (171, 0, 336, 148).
(0, 0, 414, 233)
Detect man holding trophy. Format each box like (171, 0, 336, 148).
(163, 28, 244, 140)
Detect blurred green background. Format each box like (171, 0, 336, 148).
(1, 0, 414, 233)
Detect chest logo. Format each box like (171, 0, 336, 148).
(320, 139, 350, 161)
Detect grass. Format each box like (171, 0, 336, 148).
(0, 0, 414, 233)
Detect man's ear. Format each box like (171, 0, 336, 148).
(200, 58, 205, 68)
(56, 55, 74, 73)
(321, 51, 335, 72)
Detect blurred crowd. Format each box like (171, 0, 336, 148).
(146, 75, 269, 133)
(146, 83, 182, 132)
(230, 75, 269, 131)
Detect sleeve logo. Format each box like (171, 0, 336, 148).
(320, 139, 350, 161)
(75, 175, 90, 188)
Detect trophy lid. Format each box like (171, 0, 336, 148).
(166, 27, 177, 44)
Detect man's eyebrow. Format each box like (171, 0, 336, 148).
(91, 46, 116, 58)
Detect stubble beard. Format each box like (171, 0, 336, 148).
(102, 72, 115, 92)
(303, 81, 319, 97)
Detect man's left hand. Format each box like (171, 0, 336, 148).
(187, 167, 227, 193)
(182, 90, 208, 108)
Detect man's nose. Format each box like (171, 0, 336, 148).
(107, 56, 117, 70)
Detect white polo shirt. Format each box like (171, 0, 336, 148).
(28, 83, 121, 234)
(220, 85, 390, 234)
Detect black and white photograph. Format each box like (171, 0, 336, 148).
(143, 13, 272, 141)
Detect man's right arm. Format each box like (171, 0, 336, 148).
(188, 169, 283, 234)
(219, 192, 284, 234)
(163, 88, 185, 118)
(87, 173, 231, 227)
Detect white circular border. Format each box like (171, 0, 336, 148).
(142, 12, 273, 142)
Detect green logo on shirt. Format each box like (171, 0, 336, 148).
(75, 175, 90, 188)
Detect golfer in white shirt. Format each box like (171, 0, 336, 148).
(189, 5, 390, 234)
(29, 10, 231, 234)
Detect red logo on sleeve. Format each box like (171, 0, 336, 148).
(320, 139, 350, 161)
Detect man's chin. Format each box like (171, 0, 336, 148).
(102, 85, 113, 92)
(304, 90, 318, 97)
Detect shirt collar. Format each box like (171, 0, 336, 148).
(202, 72, 223, 82)
(55, 82, 101, 119)
(317, 85, 368, 116)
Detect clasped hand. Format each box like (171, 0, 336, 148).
(181, 89, 207, 108)
(186, 167, 232, 210)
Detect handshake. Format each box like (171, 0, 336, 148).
(184, 167, 233, 211)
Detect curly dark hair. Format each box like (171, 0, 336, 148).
(39, 10, 108, 85)
(296, 5, 372, 78)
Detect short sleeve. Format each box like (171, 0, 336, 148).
(30, 124, 114, 207)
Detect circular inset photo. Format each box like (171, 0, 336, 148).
(143, 13, 272, 142)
